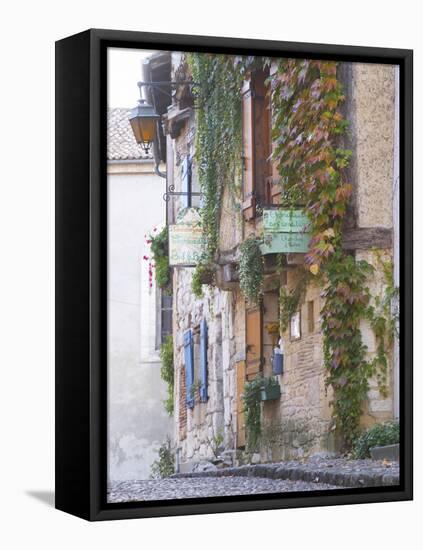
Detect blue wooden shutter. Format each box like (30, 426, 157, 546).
(200, 319, 208, 402)
(184, 329, 194, 408)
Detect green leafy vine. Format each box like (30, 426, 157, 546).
(160, 335, 174, 416)
(243, 376, 280, 450)
(239, 236, 264, 304)
(242, 376, 264, 451)
(366, 253, 399, 397)
(187, 53, 244, 295)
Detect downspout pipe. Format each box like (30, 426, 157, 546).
(153, 138, 166, 178)
(142, 58, 167, 179)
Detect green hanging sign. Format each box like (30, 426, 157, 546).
(261, 209, 310, 254)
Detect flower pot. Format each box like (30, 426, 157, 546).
(198, 269, 214, 284)
(260, 384, 281, 401)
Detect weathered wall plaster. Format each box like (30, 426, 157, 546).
(107, 163, 173, 481)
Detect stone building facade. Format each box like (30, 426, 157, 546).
(146, 52, 399, 471)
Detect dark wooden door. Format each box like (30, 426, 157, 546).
(245, 306, 263, 381)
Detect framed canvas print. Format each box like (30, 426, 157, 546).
(55, 29, 413, 521)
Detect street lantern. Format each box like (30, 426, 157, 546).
(129, 98, 160, 154)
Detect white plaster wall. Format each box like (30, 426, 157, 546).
(107, 163, 172, 482)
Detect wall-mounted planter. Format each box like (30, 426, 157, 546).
(260, 383, 281, 401)
(198, 268, 214, 285)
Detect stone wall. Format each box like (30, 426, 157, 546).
(342, 62, 396, 229)
(173, 271, 245, 468)
(260, 271, 334, 462)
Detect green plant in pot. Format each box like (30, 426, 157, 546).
(260, 376, 281, 401)
(243, 375, 282, 451)
(192, 262, 215, 298)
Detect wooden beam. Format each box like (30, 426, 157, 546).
(341, 227, 393, 250)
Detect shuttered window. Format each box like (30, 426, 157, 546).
(184, 329, 195, 408)
(199, 319, 208, 402)
(242, 68, 278, 219)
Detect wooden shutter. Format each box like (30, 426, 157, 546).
(184, 329, 195, 408)
(199, 319, 208, 402)
(253, 69, 271, 207)
(236, 360, 246, 448)
(241, 78, 255, 220)
(245, 306, 263, 380)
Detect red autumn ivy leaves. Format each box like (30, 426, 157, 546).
(271, 59, 352, 274)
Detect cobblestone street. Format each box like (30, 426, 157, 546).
(108, 476, 338, 502)
(108, 457, 399, 502)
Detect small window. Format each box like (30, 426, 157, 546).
(290, 310, 301, 341)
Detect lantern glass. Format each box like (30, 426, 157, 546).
(130, 117, 156, 146)
(129, 99, 160, 152)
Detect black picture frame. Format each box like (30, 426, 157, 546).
(55, 28, 413, 521)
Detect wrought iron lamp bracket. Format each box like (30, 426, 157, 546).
(163, 185, 203, 203)
(137, 81, 200, 100)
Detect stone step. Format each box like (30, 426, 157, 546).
(172, 460, 399, 488)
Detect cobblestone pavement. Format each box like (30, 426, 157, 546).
(108, 476, 338, 503)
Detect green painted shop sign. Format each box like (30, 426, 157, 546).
(261, 209, 310, 254)
(169, 208, 203, 266)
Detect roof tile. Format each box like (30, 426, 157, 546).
(107, 108, 152, 160)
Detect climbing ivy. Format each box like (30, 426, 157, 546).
(366, 253, 399, 397)
(187, 53, 244, 293)
(270, 59, 397, 447)
(159, 335, 174, 416)
(239, 236, 264, 305)
(320, 252, 375, 445)
(242, 376, 264, 451)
